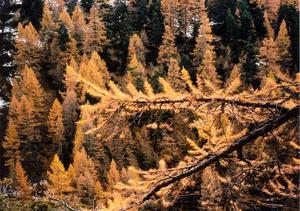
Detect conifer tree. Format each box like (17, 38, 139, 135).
(64, 37, 80, 63)
(69, 57, 79, 70)
(167, 58, 185, 92)
(80, 0, 93, 13)
(47, 33, 66, 81)
(47, 154, 73, 197)
(15, 161, 32, 199)
(63, 66, 79, 142)
(263, 0, 281, 22)
(197, 45, 221, 89)
(238, 0, 255, 41)
(84, 4, 108, 54)
(16, 95, 44, 179)
(147, 0, 164, 63)
(73, 148, 97, 179)
(81, 53, 90, 65)
(71, 4, 86, 52)
(264, 11, 274, 39)
(15, 23, 41, 71)
(48, 99, 65, 156)
(72, 148, 102, 204)
(157, 25, 178, 70)
(225, 10, 240, 43)
(40, 1, 58, 44)
(258, 37, 279, 81)
(72, 126, 84, 158)
(128, 34, 146, 66)
(15, 67, 49, 179)
(276, 19, 292, 68)
(48, 0, 66, 19)
(107, 159, 121, 188)
(2, 120, 21, 177)
(16, 95, 35, 143)
(7, 95, 19, 122)
(59, 9, 74, 30)
(40, 2, 61, 78)
(192, 10, 213, 68)
(80, 59, 105, 89)
(176, 0, 196, 36)
(161, 0, 177, 31)
(78, 54, 110, 92)
(127, 53, 146, 91)
(90, 51, 110, 83)
(20, 66, 48, 125)
(129, 0, 148, 32)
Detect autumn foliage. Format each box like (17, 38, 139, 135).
(0, 0, 299, 210)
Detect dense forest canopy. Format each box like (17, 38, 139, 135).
(0, 0, 299, 210)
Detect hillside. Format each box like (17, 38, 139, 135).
(0, 0, 299, 210)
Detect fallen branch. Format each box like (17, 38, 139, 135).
(141, 105, 299, 203)
(132, 96, 289, 112)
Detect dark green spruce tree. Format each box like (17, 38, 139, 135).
(106, 0, 131, 74)
(20, 0, 43, 28)
(145, 0, 164, 65)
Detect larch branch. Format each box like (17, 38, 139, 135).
(131, 96, 290, 112)
(141, 105, 299, 203)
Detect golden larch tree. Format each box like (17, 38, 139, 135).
(258, 37, 279, 82)
(15, 161, 32, 199)
(79, 54, 110, 90)
(59, 9, 74, 30)
(48, 0, 66, 19)
(71, 4, 86, 52)
(276, 19, 292, 68)
(263, 0, 281, 22)
(107, 159, 121, 189)
(90, 51, 110, 83)
(40, 1, 58, 43)
(263, 11, 274, 39)
(7, 94, 19, 122)
(73, 148, 97, 179)
(48, 34, 66, 81)
(15, 23, 41, 71)
(167, 58, 185, 92)
(127, 52, 146, 91)
(2, 119, 21, 177)
(157, 25, 178, 70)
(193, 10, 213, 68)
(16, 95, 45, 180)
(63, 66, 79, 142)
(161, 0, 177, 31)
(72, 148, 103, 205)
(72, 126, 84, 159)
(15, 67, 49, 179)
(128, 34, 146, 66)
(16, 95, 35, 143)
(20, 66, 48, 125)
(197, 45, 221, 90)
(81, 53, 90, 65)
(47, 154, 73, 197)
(64, 37, 80, 64)
(84, 3, 108, 54)
(176, 0, 196, 36)
(48, 99, 65, 156)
